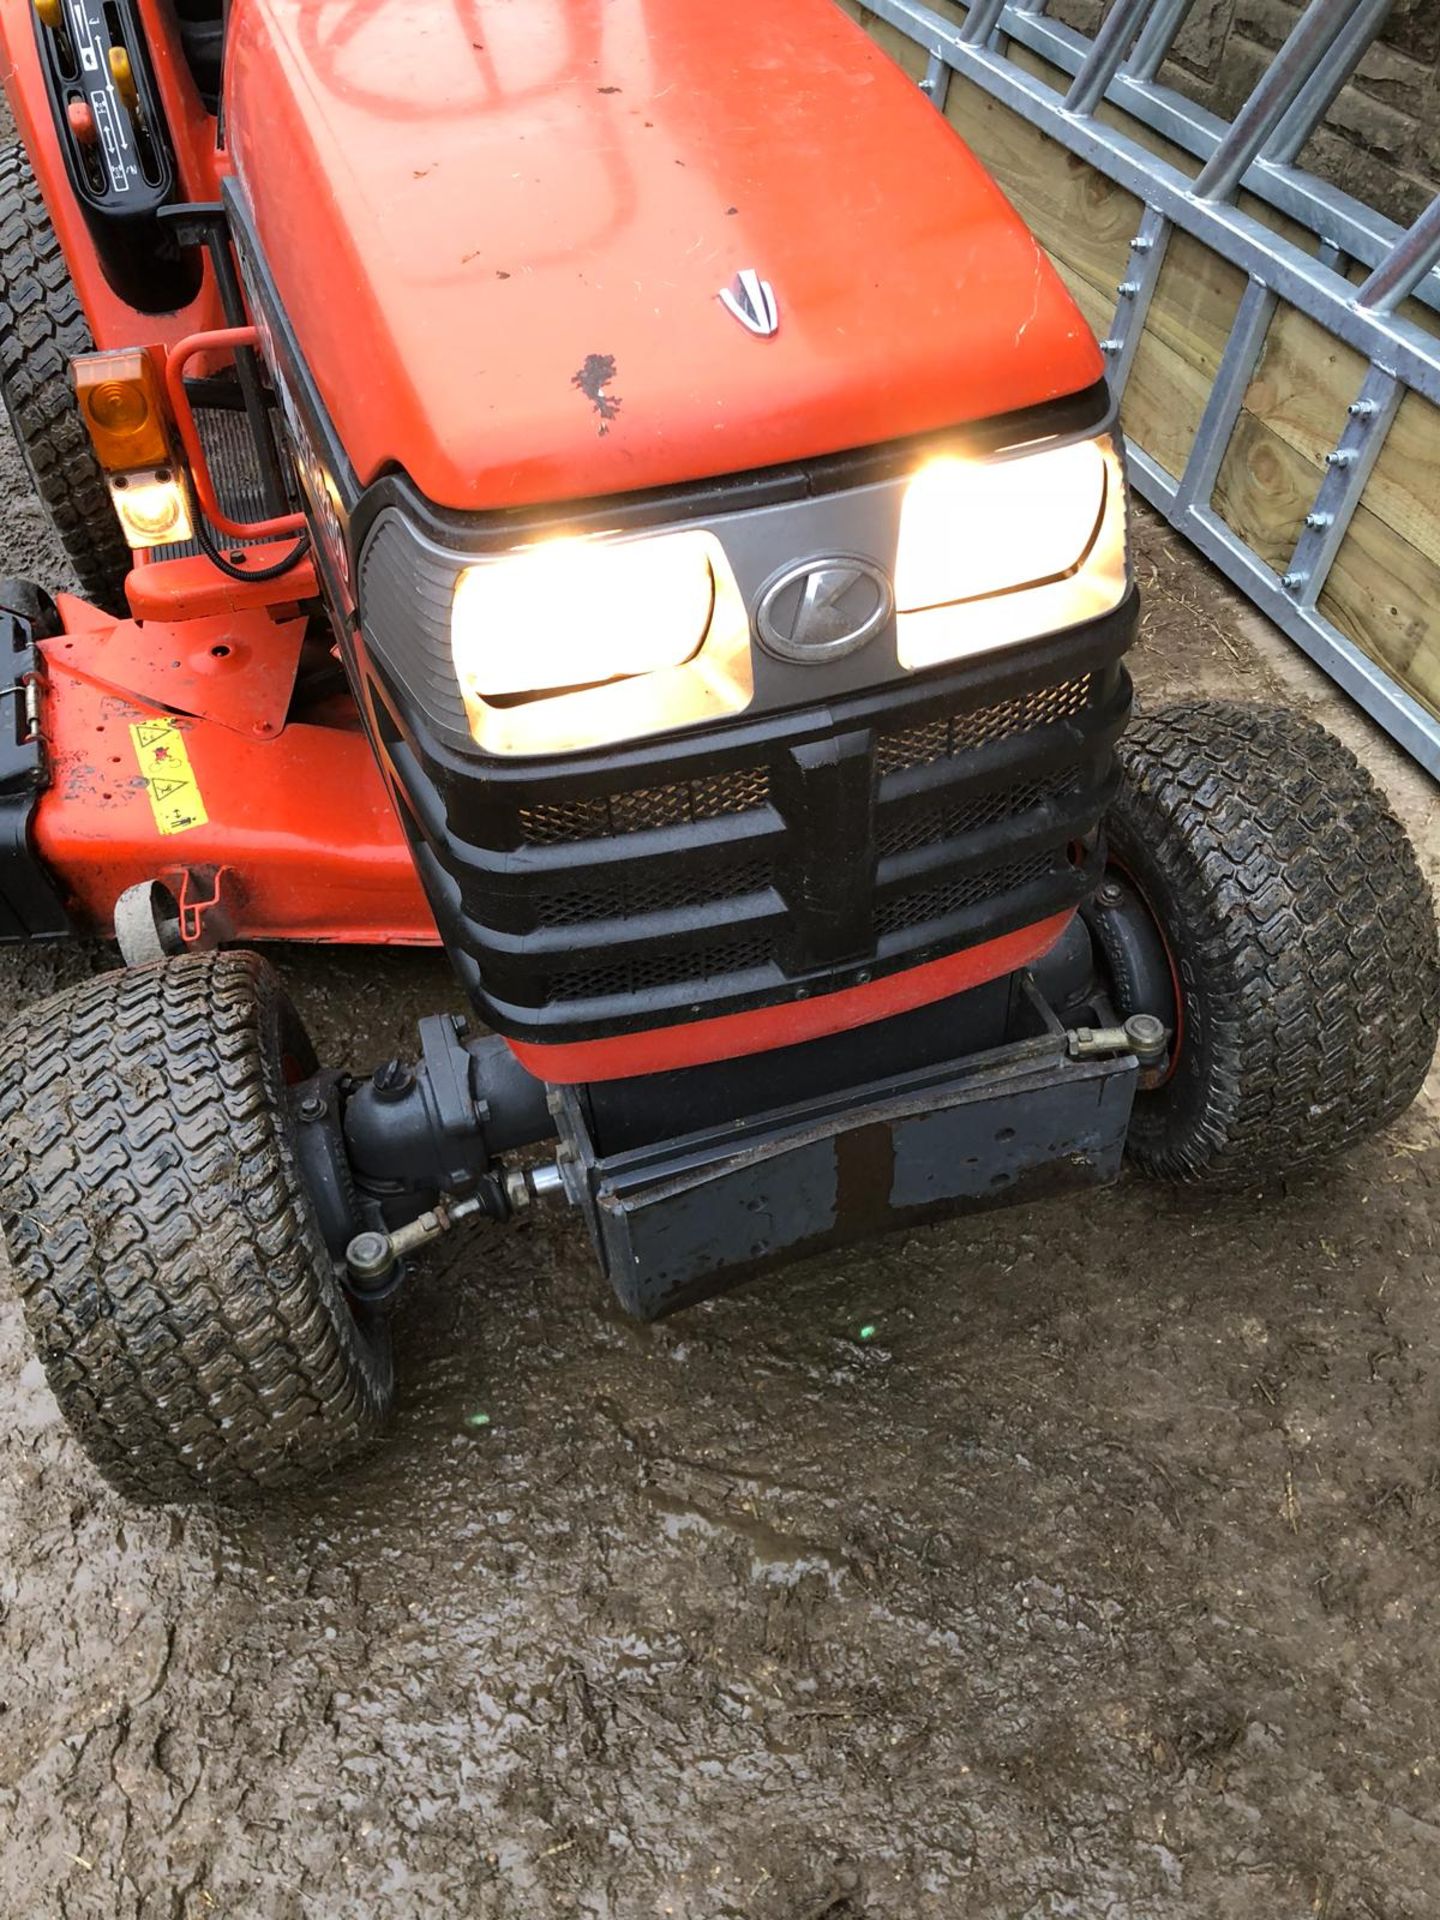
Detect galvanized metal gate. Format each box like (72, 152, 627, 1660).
(842, 0, 1440, 775)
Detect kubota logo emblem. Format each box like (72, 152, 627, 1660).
(755, 558, 894, 663)
(718, 268, 779, 337)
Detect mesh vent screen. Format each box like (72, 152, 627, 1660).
(874, 854, 1054, 937)
(876, 677, 1094, 776)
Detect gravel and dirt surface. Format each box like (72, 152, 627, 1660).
(1, 321, 1439, 1920)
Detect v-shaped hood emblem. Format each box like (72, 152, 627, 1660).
(718, 268, 779, 337)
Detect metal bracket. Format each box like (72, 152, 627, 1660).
(173, 863, 234, 949)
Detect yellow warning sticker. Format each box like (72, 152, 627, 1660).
(130, 718, 209, 836)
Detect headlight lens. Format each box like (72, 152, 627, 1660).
(451, 528, 717, 699)
(895, 436, 1126, 670)
(437, 431, 1127, 753)
(897, 439, 1108, 611)
(450, 527, 753, 755)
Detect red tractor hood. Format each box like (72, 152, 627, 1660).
(225, 0, 1102, 513)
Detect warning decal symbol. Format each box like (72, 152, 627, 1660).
(130, 718, 209, 836)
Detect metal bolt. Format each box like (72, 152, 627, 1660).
(1348, 399, 1377, 419)
(372, 1056, 413, 1101)
(1117, 281, 1140, 297)
(1132, 236, 1155, 254)
(1099, 338, 1123, 355)
(1325, 449, 1356, 468)
(345, 1229, 395, 1285)
(1304, 512, 1333, 530)
(1123, 1013, 1168, 1063)
(297, 1092, 327, 1122)
(1098, 879, 1125, 906)
(1282, 572, 1307, 592)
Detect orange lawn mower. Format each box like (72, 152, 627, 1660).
(0, 0, 1433, 1502)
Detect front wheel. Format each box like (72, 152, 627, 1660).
(1097, 700, 1439, 1186)
(0, 951, 394, 1502)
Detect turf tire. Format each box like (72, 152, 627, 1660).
(1103, 700, 1440, 1186)
(0, 951, 393, 1502)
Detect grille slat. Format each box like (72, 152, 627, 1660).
(517, 767, 770, 845)
(553, 936, 772, 1002)
(876, 676, 1094, 775)
(875, 776, 1063, 858)
(874, 854, 1055, 938)
(535, 858, 772, 927)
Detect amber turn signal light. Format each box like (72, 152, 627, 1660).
(73, 349, 171, 471)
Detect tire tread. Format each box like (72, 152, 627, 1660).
(1111, 701, 1439, 1185)
(0, 952, 392, 1502)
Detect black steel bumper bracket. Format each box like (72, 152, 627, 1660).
(554, 1026, 1138, 1319)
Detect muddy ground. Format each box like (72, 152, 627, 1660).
(1, 400, 1439, 1920)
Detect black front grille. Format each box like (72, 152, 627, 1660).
(367, 630, 1134, 1048)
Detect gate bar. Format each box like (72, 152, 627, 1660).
(989, 2, 1440, 312)
(1123, 0, 1191, 85)
(1358, 195, 1440, 313)
(1194, 0, 1367, 203)
(1064, 0, 1153, 117)
(959, 0, 1008, 45)
(1101, 202, 1171, 393)
(1171, 279, 1277, 515)
(1261, 0, 1395, 167)
(1281, 364, 1404, 608)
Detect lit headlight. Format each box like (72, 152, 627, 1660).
(450, 528, 752, 755)
(453, 530, 715, 697)
(895, 436, 1127, 670)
